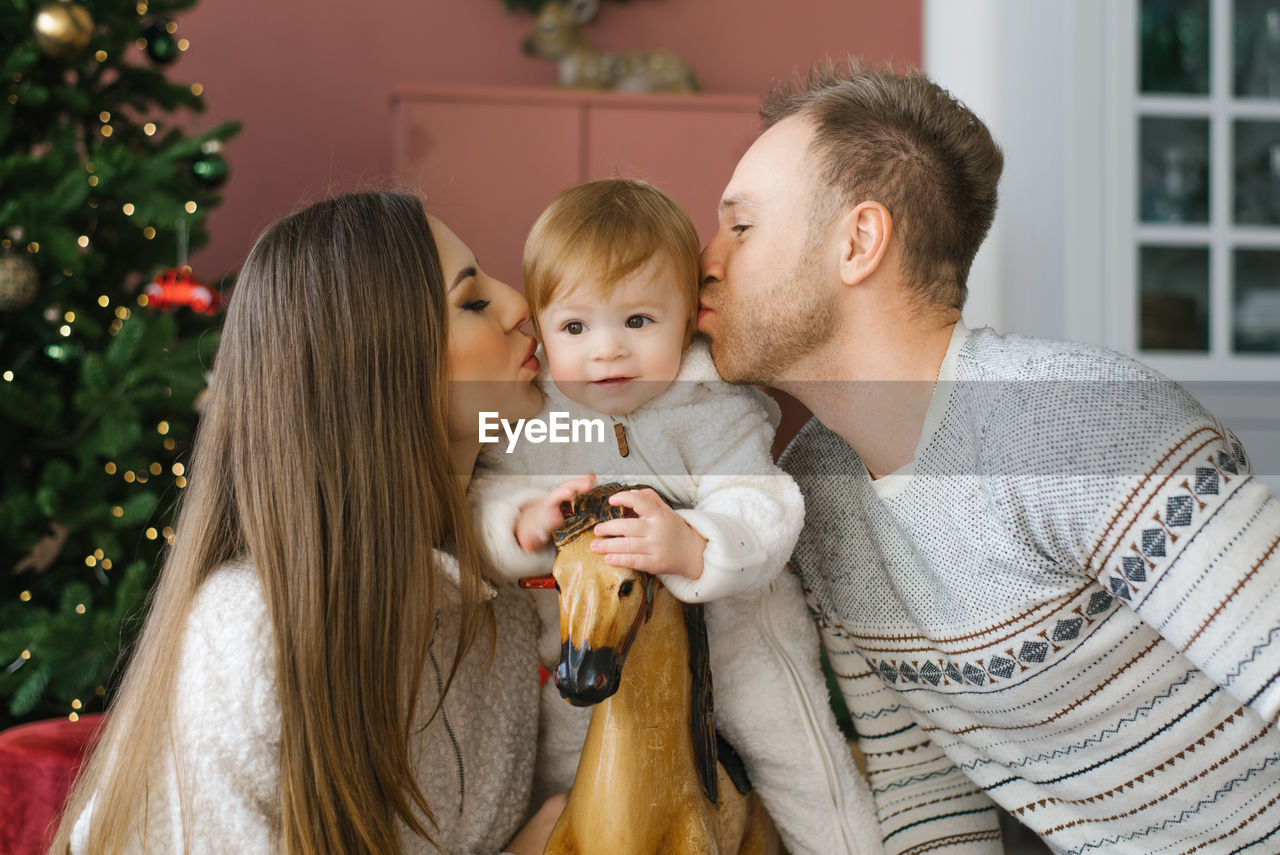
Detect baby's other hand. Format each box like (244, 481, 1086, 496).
(589, 488, 706, 580)
(514, 474, 597, 553)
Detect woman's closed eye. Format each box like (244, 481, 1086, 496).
(462, 299, 490, 312)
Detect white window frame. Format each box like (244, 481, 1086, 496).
(1104, 0, 1280, 382)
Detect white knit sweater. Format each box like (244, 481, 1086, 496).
(781, 323, 1280, 855)
(72, 556, 540, 855)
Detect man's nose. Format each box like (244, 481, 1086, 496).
(699, 237, 724, 287)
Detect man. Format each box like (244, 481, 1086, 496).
(698, 60, 1280, 855)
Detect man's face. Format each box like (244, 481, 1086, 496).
(698, 116, 839, 385)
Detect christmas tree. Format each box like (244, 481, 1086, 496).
(0, 0, 240, 728)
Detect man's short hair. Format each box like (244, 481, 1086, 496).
(523, 178, 700, 341)
(762, 58, 1004, 310)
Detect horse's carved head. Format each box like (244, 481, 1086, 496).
(547, 483, 657, 706)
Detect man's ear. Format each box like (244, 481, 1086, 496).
(836, 201, 892, 287)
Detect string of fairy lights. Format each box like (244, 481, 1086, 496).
(5, 0, 217, 722)
(1, 1, 209, 353)
(1, 192, 202, 281)
(9, 407, 187, 720)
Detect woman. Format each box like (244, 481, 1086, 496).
(49, 192, 560, 854)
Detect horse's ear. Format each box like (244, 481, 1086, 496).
(683, 601, 718, 804)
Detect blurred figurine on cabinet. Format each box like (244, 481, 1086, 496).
(523, 0, 700, 93)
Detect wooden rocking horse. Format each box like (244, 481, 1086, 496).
(521, 483, 778, 855)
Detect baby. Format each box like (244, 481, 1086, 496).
(469, 179, 882, 855)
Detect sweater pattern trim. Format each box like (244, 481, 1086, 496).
(1088, 424, 1251, 608)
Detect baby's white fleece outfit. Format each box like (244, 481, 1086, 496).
(468, 339, 883, 855)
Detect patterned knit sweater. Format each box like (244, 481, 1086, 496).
(780, 323, 1280, 855)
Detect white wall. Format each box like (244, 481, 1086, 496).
(923, 0, 1076, 341)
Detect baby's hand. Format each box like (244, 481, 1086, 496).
(515, 474, 597, 553)
(590, 488, 707, 580)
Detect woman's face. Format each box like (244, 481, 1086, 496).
(432, 216, 543, 440)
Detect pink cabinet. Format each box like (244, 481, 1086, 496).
(392, 85, 761, 289)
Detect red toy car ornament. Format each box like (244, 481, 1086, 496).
(143, 267, 221, 314)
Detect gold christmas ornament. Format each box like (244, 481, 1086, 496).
(33, 1, 96, 60)
(0, 252, 39, 310)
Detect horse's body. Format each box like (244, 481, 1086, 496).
(537, 485, 777, 855)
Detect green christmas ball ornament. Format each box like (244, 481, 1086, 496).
(0, 253, 39, 310)
(33, 0, 95, 60)
(191, 151, 229, 187)
(142, 22, 179, 65)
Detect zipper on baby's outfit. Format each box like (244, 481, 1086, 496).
(610, 417, 681, 500)
(757, 588, 862, 854)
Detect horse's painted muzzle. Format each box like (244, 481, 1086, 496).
(554, 639, 621, 706)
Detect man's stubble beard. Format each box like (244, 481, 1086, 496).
(710, 226, 840, 386)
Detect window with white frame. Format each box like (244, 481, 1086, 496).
(1109, 0, 1280, 379)
(928, 0, 1279, 491)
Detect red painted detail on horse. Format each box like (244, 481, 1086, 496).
(520, 575, 557, 589)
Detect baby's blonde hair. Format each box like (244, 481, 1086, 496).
(523, 178, 700, 343)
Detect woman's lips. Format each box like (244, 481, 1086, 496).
(521, 341, 540, 373)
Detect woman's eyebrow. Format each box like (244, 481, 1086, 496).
(451, 265, 477, 290)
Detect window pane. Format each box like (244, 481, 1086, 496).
(1234, 120, 1280, 224)
(1140, 245, 1211, 351)
(1142, 0, 1212, 94)
(1234, 0, 1280, 97)
(1234, 249, 1280, 352)
(1141, 117, 1211, 223)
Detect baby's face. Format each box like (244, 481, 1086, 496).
(538, 255, 690, 416)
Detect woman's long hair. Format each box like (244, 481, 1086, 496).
(49, 192, 494, 854)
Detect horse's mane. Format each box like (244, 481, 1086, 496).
(553, 482, 723, 804)
(683, 598, 719, 804)
(553, 481, 636, 547)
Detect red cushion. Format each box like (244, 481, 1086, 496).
(0, 714, 104, 855)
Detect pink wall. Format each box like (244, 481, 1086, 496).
(177, 0, 921, 278)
